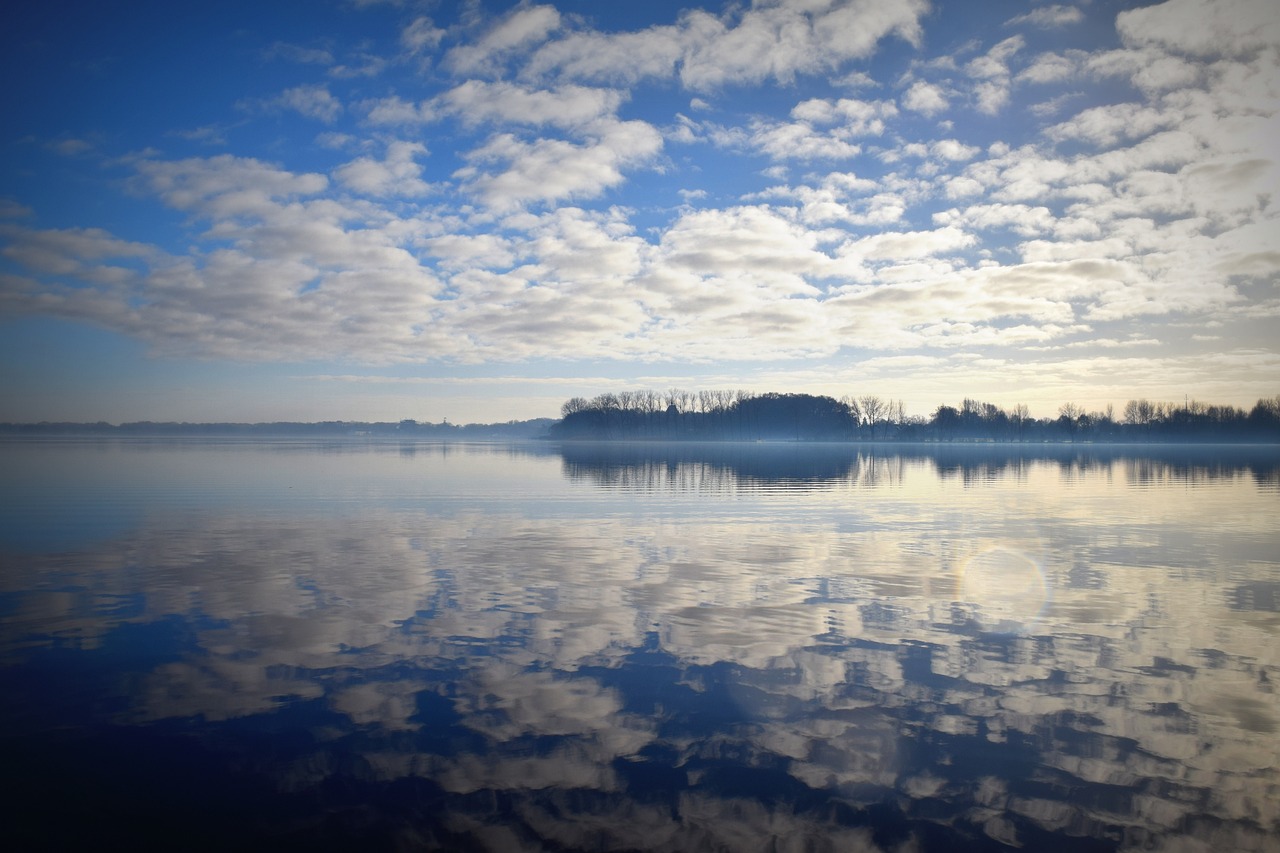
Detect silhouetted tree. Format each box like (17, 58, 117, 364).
(932, 405, 961, 441)
(549, 390, 1279, 443)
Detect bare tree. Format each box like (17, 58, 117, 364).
(1012, 403, 1029, 440)
(561, 397, 590, 418)
(842, 396, 863, 428)
(1124, 399, 1157, 426)
(860, 395, 887, 438)
(1058, 401, 1084, 441)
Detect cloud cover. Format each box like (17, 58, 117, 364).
(0, 0, 1276, 419)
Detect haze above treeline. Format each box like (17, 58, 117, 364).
(4, 390, 1280, 443)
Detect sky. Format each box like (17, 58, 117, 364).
(1, 0, 1277, 424)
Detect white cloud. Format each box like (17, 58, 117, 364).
(453, 118, 662, 211)
(901, 80, 948, 116)
(272, 85, 343, 123)
(134, 155, 329, 217)
(934, 203, 1056, 237)
(328, 53, 388, 79)
(747, 173, 885, 225)
(930, 139, 980, 161)
(655, 205, 831, 286)
(401, 16, 445, 54)
(966, 35, 1024, 80)
(522, 26, 685, 85)
(749, 121, 863, 161)
(1016, 52, 1080, 85)
(972, 81, 1010, 115)
(1047, 103, 1177, 147)
(335, 141, 433, 198)
(3, 0, 1277, 404)
(677, 0, 927, 91)
(364, 96, 435, 126)
(445, 4, 562, 77)
(1117, 0, 1279, 58)
(0, 225, 156, 277)
(942, 176, 984, 199)
(790, 98, 897, 134)
(1029, 91, 1082, 118)
(964, 35, 1024, 115)
(523, 0, 929, 91)
(1005, 5, 1084, 30)
(841, 225, 975, 263)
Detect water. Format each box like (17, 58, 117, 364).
(1, 439, 1277, 851)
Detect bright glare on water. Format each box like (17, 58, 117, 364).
(1, 439, 1277, 851)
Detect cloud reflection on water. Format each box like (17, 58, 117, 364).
(0, 440, 1277, 850)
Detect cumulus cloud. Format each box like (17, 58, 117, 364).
(269, 84, 343, 123)
(1116, 0, 1279, 57)
(364, 96, 435, 126)
(1016, 51, 1080, 84)
(747, 120, 863, 161)
(841, 225, 975, 263)
(133, 155, 329, 220)
(3, 0, 1277, 400)
(1047, 103, 1178, 147)
(790, 97, 897, 133)
(523, 0, 929, 91)
(677, 0, 928, 90)
(453, 118, 663, 210)
(934, 203, 1056, 237)
(445, 4, 562, 76)
(901, 80, 948, 115)
(657, 205, 832, 284)
(0, 225, 157, 278)
(335, 141, 433, 197)
(930, 139, 980, 161)
(965, 36, 1023, 115)
(521, 26, 685, 86)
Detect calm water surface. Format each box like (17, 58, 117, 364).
(1, 439, 1277, 851)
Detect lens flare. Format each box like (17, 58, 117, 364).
(957, 546, 1050, 634)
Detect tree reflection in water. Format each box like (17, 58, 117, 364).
(0, 440, 1277, 851)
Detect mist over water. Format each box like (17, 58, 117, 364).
(1, 439, 1277, 851)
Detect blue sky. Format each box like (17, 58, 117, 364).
(1, 0, 1277, 423)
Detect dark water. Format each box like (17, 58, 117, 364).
(1, 439, 1277, 851)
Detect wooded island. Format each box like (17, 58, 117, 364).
(550, 391, 1280, 443)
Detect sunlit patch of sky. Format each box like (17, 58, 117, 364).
(0, 0, 1277, 423)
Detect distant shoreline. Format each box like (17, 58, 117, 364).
(2, 428, 1277, 447)
(0, 419, 555, 440)
(4, 389, 1279, 445)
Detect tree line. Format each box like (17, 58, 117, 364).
(550, 390, 1280, 443)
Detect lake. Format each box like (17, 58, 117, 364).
(1, 439, 1277, 851)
